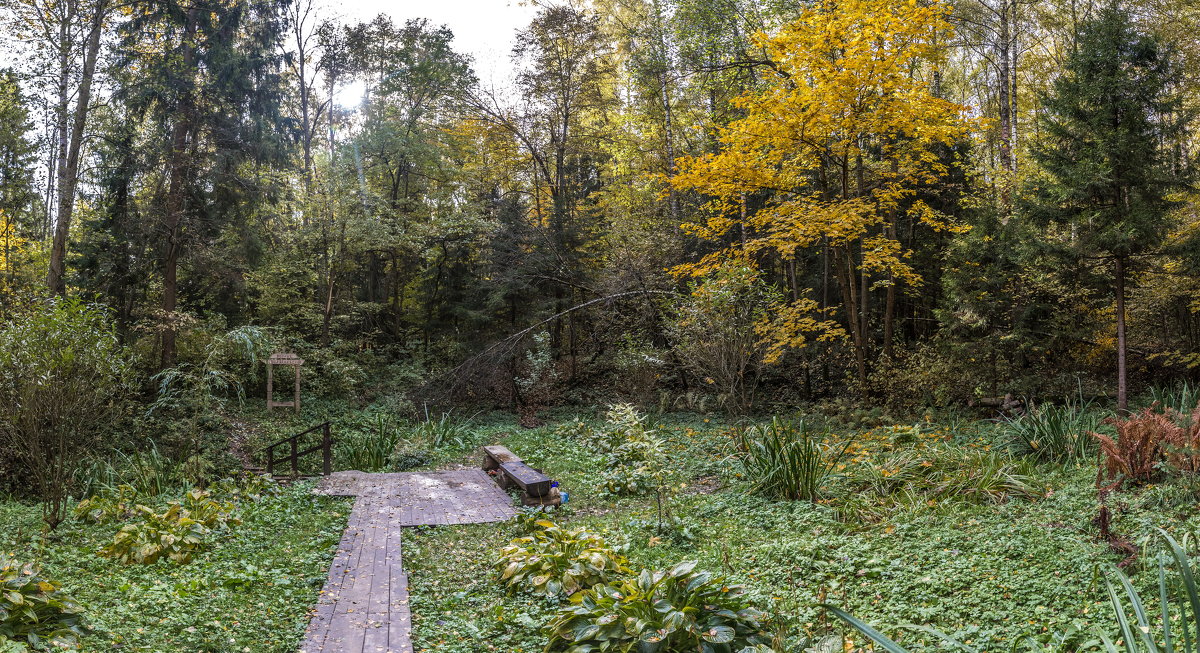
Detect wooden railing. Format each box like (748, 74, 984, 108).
(265, 422, 332, 477)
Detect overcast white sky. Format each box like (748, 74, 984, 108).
(333, 0, 537, 92)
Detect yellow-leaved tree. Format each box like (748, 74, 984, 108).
(670, 0, 974, 393)
(0, 209, 26, 295)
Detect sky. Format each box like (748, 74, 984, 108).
(332, 0, 538, 100)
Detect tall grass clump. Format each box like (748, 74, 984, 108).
(825, 529, 1200, 653)
(335, 413, 400, 472)
(74, 444, 184, 498)
(409, 411, 474, 448)
(738, 418, 847, 501)
(1002, 399, 1102, 462)
(1150, 379, 1200, 416)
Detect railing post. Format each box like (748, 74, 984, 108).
(267, 446, 274, 476)
(322, 423, 332, 476)
(291, 437, 298, 478)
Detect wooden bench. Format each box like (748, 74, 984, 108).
(482, 445, 559, 505)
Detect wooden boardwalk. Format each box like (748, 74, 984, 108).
(299, 470, 515, 653)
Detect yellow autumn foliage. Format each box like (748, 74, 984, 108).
(0, 210, 25, 293)
(669, 0, 976, 377)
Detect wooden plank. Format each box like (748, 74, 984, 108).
(499, 461, 552, 496)
(302, 470, 516, 652)
(481, 444, 520, 470)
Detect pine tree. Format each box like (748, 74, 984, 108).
(1029, 0, 1194, 411)
(114, 0, 291, 366)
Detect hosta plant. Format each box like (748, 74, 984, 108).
(497, 520, 629, 597)
(546, 560, 773, 653)
(100, 503, 211, 565)
(0, 636, 29, 653)
(73, 484, 139, 524)
(0, 556, 89, 649)
(209, 473, 280, 503)
(179, 488, 240, 530)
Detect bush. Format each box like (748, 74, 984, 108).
(0, 556, 88, 649)
(496, 519, 630, 597)
(593, 405, 672, 497)
(1092, 403, 1200, 489)
(666, 264, 780, 414)
(1002, 399, 1101, 462)
(738, 418, 847, 501)
(0, 297, 133, 529)
(546, 560, 773, 653)
(99, 489, 240, 565)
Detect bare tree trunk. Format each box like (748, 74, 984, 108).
(997, 0, 1015, 214)
(1116, 256, 1128, 412)
(161, 7, 199, 369)
(836, 248, 868, 396)
(47, 1, 107, 295)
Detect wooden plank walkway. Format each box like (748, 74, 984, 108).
(299, 470, 515, 653)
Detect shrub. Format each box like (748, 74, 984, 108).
(546, 560, 773, 653)
(738, 418, 847, 501)
(1091, 403, 1200, 488)
(0, 556, 88, 649)
(594, 405, 672, 497)
(496, 520, 630, 597)
(1002, 399, 1101, 462)
(98, 490, 239, 565)
(666, 263, 780, 414)
(388, 446, 431, 472)
(0, 297, 134, 529)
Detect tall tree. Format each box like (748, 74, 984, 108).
(117, 0, 291, 367)
(472, 2, 616, 360)
(45, 0, 109, 295)
(1029, 0, 1194, 411)
(671, 0, 973, 393)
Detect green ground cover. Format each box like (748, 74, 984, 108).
(6, 402, 1199, 652)
(2, 484, 348, 652)
(400, 411, 1200, 651)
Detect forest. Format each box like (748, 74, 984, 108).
(1, 0, 1200, 651)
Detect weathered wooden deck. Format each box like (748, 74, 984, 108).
(298, 469, 515, 653)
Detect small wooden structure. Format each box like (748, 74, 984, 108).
(482, 444, 560, 506)
(266, 352, 304, 412)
